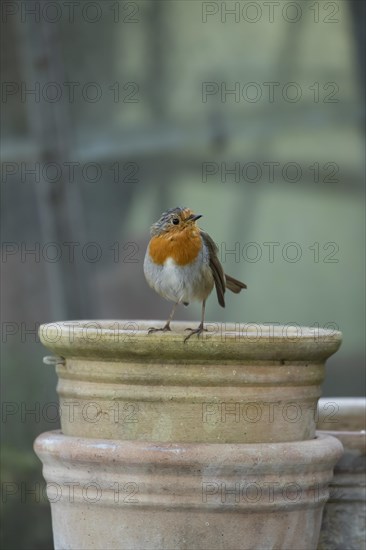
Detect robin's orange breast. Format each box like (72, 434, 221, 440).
(149, 229, 202, 266)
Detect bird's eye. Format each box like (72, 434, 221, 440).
(172, 218, 179, 225)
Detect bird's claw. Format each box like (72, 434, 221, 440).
(184, 324, 207, 343)
(148, 324, 172, 334)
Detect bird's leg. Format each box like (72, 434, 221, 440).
(184, 300, 208, 342)
(148, 303, 178, 334)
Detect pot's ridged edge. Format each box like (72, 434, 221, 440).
(34, 431, 343, 512)
(34, 431, 343, 468)
(56, 360, 325, 387)
(57, 380, 323, 400)
(39, 321, 342, 362)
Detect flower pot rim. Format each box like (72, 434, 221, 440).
(318, 397, 366, 404)
(317, 398, 366, 433)
(317, 429, 366, 436)
(34, 430, 344, 466)
(38, 320, 342, 362)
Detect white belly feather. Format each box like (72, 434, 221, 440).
(143, 249, 214, 304)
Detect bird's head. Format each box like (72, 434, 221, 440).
(150, 207, 202, 236)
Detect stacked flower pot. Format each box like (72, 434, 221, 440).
(317, 397, 366, 550)
(34, 321, 344, 550)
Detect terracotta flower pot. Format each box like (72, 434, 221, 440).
(39, 320, 342, 443)
(34, 431, 343, 550)
(317, 398, 366, 550)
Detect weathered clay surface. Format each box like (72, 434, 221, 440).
(34, 431, 343, 550)
(317, 398, 366, 550)
(39, 321, 342, 443)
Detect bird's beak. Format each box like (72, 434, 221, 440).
(188, 214, 202, 222)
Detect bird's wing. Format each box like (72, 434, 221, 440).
(200, 231, 226, 307)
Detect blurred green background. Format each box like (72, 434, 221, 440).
(1, 1, 365, 548)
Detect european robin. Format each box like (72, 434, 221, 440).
(144, 207, 247, 342)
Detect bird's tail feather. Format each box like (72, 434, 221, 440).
(225, 274, 247, 293)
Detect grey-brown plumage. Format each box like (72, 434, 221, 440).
(201, 231, 247, 308)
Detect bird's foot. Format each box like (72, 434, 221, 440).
(148, 323, 172, 334)
(184, 323, 207, 343)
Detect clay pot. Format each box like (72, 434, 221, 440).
(34, 431, 343, 550)
(317, 398, 366, 550)
(39, 320, 342, 443)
